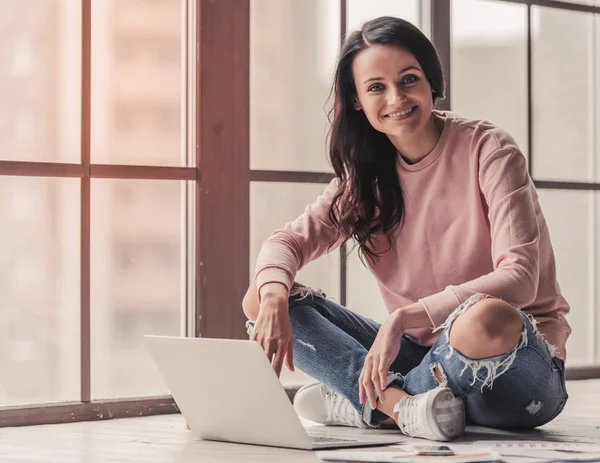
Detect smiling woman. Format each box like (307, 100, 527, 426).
(246, 15, 572, 441)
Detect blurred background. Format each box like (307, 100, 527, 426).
(0, 0, 599, 407)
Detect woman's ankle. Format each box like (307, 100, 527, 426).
(376, 385, 409, 421)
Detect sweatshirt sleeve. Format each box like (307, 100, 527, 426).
(254, 178, 348, 301)
(419, 142, 541, 328)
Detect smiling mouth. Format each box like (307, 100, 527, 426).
(385, 105, 418, 118)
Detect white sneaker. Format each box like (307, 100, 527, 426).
(293, 382, 365, 428)
(393, 387, 465, 441)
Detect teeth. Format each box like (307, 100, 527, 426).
(387, 107, 415, 117)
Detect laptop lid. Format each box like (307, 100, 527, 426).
(145, 335, 313, 449)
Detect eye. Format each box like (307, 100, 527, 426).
(367, 83, 384, 92)
(402, 74, 419, 85)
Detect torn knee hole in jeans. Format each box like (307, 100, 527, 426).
(432, 294, 559, 392)
(434, 332, 526, 392)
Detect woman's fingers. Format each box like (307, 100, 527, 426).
(369, 356, 384, 407)
(271, 344, 285, 377)
(358, 367, 367, 405)
(375, 364, 385, 404)
(285, 340, 295, 372)
(379, 359, 391, 401)
(361, 354, 391, 409)
(264, 338, 275, 363)
(364, 375, 377, 410)
(251, 317, 293, 376)
(361, 359, 377, 409)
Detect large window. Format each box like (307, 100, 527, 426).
(0, 0, 193, 410)
(451, 0, 600, 368)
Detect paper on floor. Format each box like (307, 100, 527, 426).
(471, 441, 600, 462)
(317, 445, 502, 463)
(474, 442, 600, 452)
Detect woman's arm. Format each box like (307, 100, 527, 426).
(359, 301, 430, 408)
(419, 139, 541, 329)
(254, 178, 348, 303)
(249, 179, 346, 377)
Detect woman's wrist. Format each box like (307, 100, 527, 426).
(393, 301, 431, 331)
(391, 308, 407, 334)
(259, 282, 289, 308)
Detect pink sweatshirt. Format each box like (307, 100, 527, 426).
(255, 110, 571, 360)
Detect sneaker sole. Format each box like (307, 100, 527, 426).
(428, 388, 465, 441)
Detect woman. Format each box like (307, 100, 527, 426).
(243, 16, 570, 441)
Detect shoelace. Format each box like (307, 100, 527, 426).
(324, 386, 362, 427)
(394, 396, 422, 436)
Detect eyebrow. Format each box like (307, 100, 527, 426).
(363, 66, 420, 84)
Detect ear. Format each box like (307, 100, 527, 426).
(352, 96, 362, 111)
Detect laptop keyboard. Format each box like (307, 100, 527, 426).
(310, 436, 358, 443)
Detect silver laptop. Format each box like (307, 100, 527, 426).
(145, 335, 403, 450)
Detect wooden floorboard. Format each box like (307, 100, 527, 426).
(0, 380, 598, 462)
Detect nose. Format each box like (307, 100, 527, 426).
(387, 85, 407, 105)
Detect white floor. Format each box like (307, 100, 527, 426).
(0, 380, 598, 463)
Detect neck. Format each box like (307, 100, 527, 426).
(388, 113, 443, 165)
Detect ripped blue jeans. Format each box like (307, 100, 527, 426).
(246, 288, 568, 429)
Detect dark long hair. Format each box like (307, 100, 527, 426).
(327, 16, 445, 264)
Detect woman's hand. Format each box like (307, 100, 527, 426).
(359, 310, 405, 409)
(250, 283, 295, 377)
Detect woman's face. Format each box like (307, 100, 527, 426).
(351, 44, 434, 140)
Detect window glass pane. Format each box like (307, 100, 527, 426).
(346, 247, 388, 324)
(451, 0, 528, 158)
(537, 189, 593, 365)
(347, 0, 420, 32)
(0, 177, 80, 406)
(91, 0, 184, 166)
(91, 179, 186, 399)
(0, 1, 81, 163)
(250, 0, 340, 172)
(531, 7, 594, 181)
